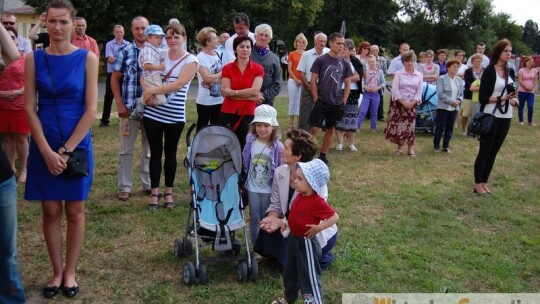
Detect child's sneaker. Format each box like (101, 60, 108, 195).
(349, 145, 357, 152)
(272, 298, 289, 304)
(335, 144, 343, 151)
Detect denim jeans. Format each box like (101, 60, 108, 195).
(0, 176, 26, 303)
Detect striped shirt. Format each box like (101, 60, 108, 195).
(143, 52, 198, 123)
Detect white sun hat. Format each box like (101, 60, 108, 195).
(296, 158, 330, 195)
(251, 104, 279, 127)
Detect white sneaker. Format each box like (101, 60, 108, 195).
(349, 145, 357, 152)
(336, 144, 343, 151)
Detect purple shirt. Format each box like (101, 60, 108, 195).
(391, 68, 423, 103)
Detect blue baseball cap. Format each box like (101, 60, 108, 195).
(144, 25, 165, 38)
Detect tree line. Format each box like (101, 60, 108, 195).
(25, 0, 540, 58)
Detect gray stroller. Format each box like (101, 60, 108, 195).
(174, 124, 258, 285)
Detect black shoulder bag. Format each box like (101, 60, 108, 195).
(43, 52, 89, 177)
(467, 68, 510, 138)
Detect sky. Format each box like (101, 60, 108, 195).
(491, 0, 540, 27)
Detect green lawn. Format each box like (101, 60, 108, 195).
(16, 96, 540, 303)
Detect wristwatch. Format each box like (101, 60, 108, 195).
(58, 146, 72, 155)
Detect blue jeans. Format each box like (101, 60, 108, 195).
(518, 92, 535, 123)
(0, 176, 26, 303)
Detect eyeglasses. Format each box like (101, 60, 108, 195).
(2, 22, 16, 26)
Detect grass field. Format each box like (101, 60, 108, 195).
(16, 96, 539, 303)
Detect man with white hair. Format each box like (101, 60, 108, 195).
(224, 12, 256, 64)
(296, 32, 330, 131)
(250, 23, 281, 106)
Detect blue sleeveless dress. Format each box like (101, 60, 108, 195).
(24, 49, 93, 201)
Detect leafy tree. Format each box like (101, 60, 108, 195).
(522, 19, 540, 53)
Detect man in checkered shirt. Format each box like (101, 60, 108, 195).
(111, 16, 151, 201)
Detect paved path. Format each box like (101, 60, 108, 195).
(97, 79, 290, 101)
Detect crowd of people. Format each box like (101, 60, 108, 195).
(0, 0, 538, 302)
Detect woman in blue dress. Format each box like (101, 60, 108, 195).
(24, 0, 98, 298)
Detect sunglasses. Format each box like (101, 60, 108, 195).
(3, 22, 16, 26)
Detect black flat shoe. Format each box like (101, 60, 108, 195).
(63, 285, 80, 298)
(43, 285, 61, 299)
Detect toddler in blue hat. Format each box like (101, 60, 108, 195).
(274, 158, 339, 304)
(138, 24, 167, 107)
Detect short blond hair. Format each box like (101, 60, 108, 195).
(294, 33, 308, 50)
(196, 27, 216, 47)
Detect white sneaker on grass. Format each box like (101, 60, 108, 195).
(349, 145, 357, 152)
(336, 144, 343, 151)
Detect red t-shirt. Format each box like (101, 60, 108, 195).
(221, 60, 264, 116)
(288, 194, 336, 237)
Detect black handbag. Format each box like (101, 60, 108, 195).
(44, 52, 89, 177)
(468, 111, 496, 137)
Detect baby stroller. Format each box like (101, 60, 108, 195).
(415, 82, 438, 134)
(174, 124, 258, 285)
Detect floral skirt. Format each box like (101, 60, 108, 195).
(336, 89, 361, 132)
(384, 99, 416, 146)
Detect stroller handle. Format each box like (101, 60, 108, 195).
(185, 123, 197, 148)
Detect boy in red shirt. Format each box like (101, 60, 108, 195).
(274, 158, 339, 304)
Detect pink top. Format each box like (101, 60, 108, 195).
(518, 67, 538, 93)
(391, 67, 423, 103)
(0, 54, 25, 111)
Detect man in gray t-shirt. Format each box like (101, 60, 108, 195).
(309, 32, 352, 165)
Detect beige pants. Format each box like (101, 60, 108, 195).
(143, 73, 167, 105)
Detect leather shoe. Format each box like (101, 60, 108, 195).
(116, 191, 130, 201)
(63, 285, 80, 298)
(43, 285, 61, 299)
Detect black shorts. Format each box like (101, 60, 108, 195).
(309, 99, 345, 128)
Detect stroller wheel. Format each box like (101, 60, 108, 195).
(174, 237, 193, 258)
(196, 262, 207, 285)
(249, 257, 259, 282)
(183, 262, 196, 285)
(237, 260, 248, 282)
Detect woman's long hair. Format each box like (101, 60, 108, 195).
(489, 39, 512, 67)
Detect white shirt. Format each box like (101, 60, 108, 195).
(296, 47, 330, 81)
(224, 32, 256, 64)
(246, 139, 272, 193)
(196, 51, 224, 106)
(484, 73, 514, 119)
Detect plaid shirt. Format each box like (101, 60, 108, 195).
(139, 42, 164, 77)
(112, 41, 144, 109)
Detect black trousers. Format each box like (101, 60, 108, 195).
(142, 117, 184, 188)
(196, 103, 222, 132)
(101, 73, 114, 124)
(474, 117, 511, 183)
(218, 112, 254, 150)
(433, 109, 457, 149)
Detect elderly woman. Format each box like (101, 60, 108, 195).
(384, 50, 423, 157)
(335, 39, 363, 151)
(142, 24, 198, 209)
(474, 39, 518, 195)
(517, 56, 538, 126)
(0, 28, 28, 183)
(195, 27, 223, 132)
(287, 33, 307, 130)
(250, 23, 281, 106)
(434, 60, 464, 153)
(219, 36, 264, 149)
(257, 129, 337, 270)
(461, 53, 484, 135)
(417, 49, 439, 84)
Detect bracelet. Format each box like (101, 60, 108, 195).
(58, 145, 72, 155)
(496, 96, 502, 103)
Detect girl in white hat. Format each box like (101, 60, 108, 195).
(241, 105, 283, 246)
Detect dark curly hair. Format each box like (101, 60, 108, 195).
(287, 129, 318, 162)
